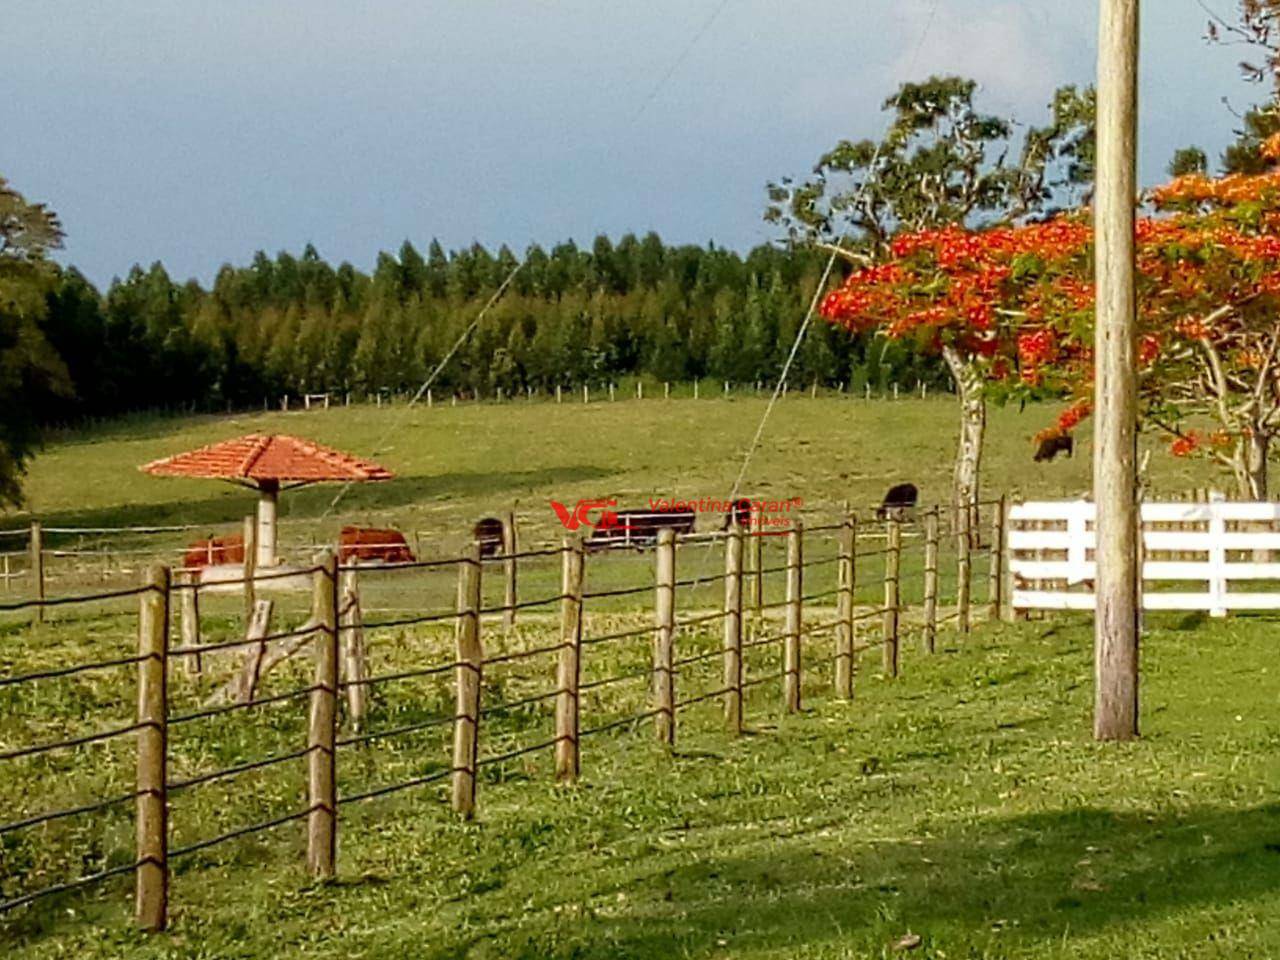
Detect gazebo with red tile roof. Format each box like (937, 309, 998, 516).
(141, 434, 394, 566)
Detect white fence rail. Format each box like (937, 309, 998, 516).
(1009, 499, 1280, 616)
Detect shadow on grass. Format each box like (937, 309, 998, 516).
(479, 802, 1280, 958)
(18, 467, 612, 535)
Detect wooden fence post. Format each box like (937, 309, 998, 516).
(835, 514, 856, 699)
(989, 495, 1006, 620)
(452, 547, 483, 817)
(784, 521, 803, 712)
(340, 561, 369, 732)
(242, 515, 257, 624)
(502, 510, 518, 631)
(555, 537, 585, 781)
(883, 517, 901, 677)
(956, 505, 972, 633)
(750, 525, 764, 621)
(307, 551, 339, 878)
(135, 563, 170, 932)
(236, 599, 276, 704)
(723, 521, 744, 733)
(180, 572, 202, 674)
(30, 521, 44, 624)
(653, 528, 676, 745)
(923, 508, 939, 654)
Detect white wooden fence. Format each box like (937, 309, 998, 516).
(1009, 499, 1280, 616)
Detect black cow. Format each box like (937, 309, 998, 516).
(875, 483, 919, 520)
(473, 517, 505, 558)
(586, 508, 696, 551)
(1034, 433, 1074, 462)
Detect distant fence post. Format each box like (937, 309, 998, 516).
(883, 517, 901, 677)
(989, 494, 1006, 620)
(1003, 498, 1019, 623)
(835, 513, 856, 699)
(749, 524, 764, 621)
(30, 521, 44, 624)
(452, 547, 483, 817)
(242, 515, 257, 624)
(923, 507, 939, 654)
(784, 521, 803, 712)
(722, 521, 744, 733)
(135, 563, 170, 932)
(180, 572, 202, 674)
(956, 505, 972, 633)
(307, 551, 339, 878)
(653, 528, 676, 745)
(340, 560, 369, 733)
(502, 510, 518, 631)
(555, 537, 585, 781)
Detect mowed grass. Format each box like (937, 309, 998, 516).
(4, 609, 1280, 959)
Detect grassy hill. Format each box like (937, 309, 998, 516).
(15, 393, 1222, 555)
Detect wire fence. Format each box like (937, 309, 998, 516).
(0, 491, 1006, 610)
(0, 497, 1011, 933)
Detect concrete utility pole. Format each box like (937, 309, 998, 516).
(1093, 0, 1141, 741)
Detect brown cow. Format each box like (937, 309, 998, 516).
(473, 517, 505, 558)
(1034, 433, 1074, 462)
(339, 526, 415, 564)
(183, 533, 245, 571)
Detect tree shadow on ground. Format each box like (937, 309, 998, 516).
(15, 467, 612, 535)
(477, 802, 1280, 958)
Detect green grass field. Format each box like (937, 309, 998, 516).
(3, 395, 1276, 959)
(5, 610, 1280, 959)
(5, 392, 1220, 591)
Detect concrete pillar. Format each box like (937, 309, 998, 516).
(257, 482, 279, 567)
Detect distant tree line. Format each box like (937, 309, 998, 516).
(36, 235, 952, 423)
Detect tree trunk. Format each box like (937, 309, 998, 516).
(943, 346, 986, 541)
(1232, 430, 1269, 501)
(1230, 429, 1271, 562)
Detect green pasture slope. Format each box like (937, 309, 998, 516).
(15, 392, 1219, 553)
(3, 396, 1277, 958)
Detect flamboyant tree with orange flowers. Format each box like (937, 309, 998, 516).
(820, 135, 1280, 500)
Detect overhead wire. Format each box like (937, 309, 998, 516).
(724, 0, 942, 509)
(325, 0, 739, 518)
(681, 0, 942, 591)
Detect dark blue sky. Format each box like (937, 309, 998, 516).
(2, 1, 1259, 286)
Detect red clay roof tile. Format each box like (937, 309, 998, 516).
(140, 434, 394, 484)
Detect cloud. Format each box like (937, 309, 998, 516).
(888, 0, 1094, 120)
